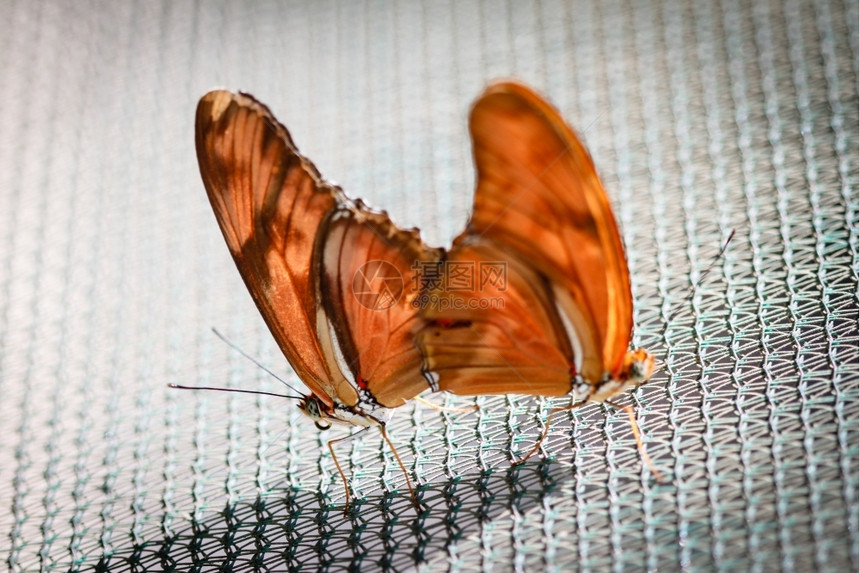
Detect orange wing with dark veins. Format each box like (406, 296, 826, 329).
(196, 90, 340, 405)
(417, 81, 634, 393)
(319, 207, 443, 408)
(196, 90, 437, 410)
(464, 82, 632, 381)
(417, 239, 576, 396)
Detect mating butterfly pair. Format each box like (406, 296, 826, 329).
(193, 81, 655, 505)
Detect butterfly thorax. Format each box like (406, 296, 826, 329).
(575, 348, 655, 403)
(299, 394, 389, 430)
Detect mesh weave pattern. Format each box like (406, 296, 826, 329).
(0, 0, 857, 570)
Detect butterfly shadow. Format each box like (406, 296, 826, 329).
(97, 457, 577, 571)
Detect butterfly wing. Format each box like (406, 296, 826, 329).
(417, 81, 634, 394)
(319, 207, 443, 407)
(416, 238, 575, 396)
(196, 91, 437, 411)
(196, 90, 341, 405)
(463, 82, 632, 381)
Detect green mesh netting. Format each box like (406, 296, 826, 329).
(0, 0, 856, 570)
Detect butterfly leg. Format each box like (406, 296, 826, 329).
(604, 400, 664, 482)
(327, 428, 369, 516)
(512, 399, 588, 466)
(413, 395, 479, 415)
(378, 425, 421, 515)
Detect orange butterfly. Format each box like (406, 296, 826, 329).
(416, 82, 655, 462)
(190, 82, 658, 508)
(194, 91, 442, 504)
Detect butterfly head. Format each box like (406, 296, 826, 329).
(298, 395, 334, 431)
(621, 348, 655, 385)
(576, 349, 656, 403)
(298, 392, 387, 429)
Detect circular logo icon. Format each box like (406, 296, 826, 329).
(352, 260, 404, 311)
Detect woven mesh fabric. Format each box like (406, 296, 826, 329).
(0, 0, 857, 570)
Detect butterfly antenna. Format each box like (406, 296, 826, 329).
(696, 229, 735, 285)
(168, 383, 303, 401)
(668, 230, 735, 324)
(210, 327, 307, 397)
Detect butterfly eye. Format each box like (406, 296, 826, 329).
(299, 396, 320, 419)
(300, 396, 333, 431)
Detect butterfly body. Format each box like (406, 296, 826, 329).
(299, 393, 389, 431)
